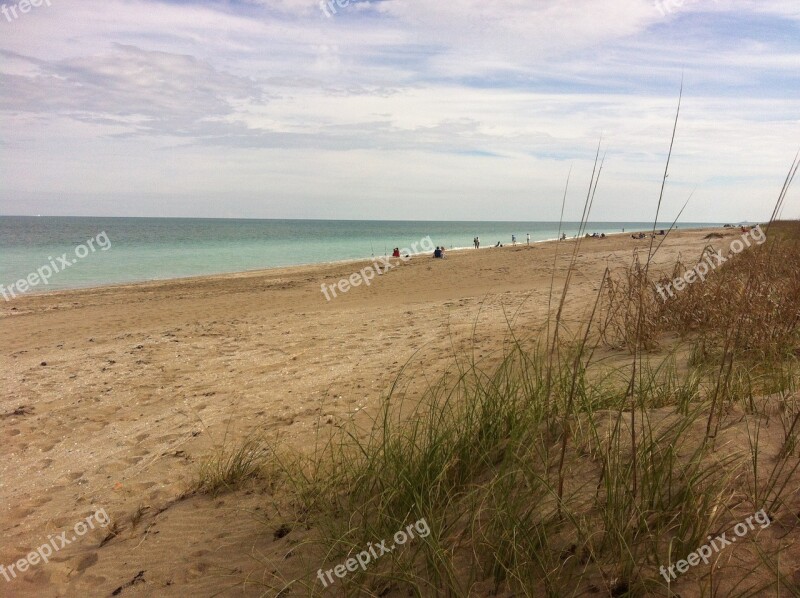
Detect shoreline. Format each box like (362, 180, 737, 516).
(0, 225, 725, 304)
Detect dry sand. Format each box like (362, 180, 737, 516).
(0, 228, 745, 597)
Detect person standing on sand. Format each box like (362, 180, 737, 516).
(526, 233, 530, 245)
(476, 236, 480, 249)
(512, 234, 516, 246)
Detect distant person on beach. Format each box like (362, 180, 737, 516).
(476, 236, 480, 249)
(392, 247, 400, 258)
(511, 234, 516, 246)
(526, 233, 530, 245)
(495, 241, 502, 248)
(440, 246, 446, 258)
(434, 247, 442, 258)
(473, 237, 478, 249)
(561, 233, 567, 241)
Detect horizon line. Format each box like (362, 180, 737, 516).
(0, 214, 738, 224)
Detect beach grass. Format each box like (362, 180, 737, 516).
(193, 143, 800, 595)
(232, 217, 799, 596)
(195, 434, 270, 497)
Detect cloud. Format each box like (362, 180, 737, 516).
(0, 0, 798, 220)
(1, 45, 264, 133)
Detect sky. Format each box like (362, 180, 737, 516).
(1, 0, 799, 222)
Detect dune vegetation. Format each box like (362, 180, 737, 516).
(197, 150, 800, 596)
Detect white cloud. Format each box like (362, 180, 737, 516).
(0, 0, 798, 220)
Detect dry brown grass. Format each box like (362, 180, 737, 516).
(600, 220, 800, 362)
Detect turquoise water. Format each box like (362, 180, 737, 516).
(0, 217, 722, 294)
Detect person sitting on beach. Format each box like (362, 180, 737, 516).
(440, 246, 446, 258)
(434, 247, 442, 258)
(495, 241, 502, 247)
(561, 233, 567, 241)
(392, 247, 400, 258)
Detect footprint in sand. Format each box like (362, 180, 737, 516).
(147, 487, 168, 501)
(8, 506, 35, 520)
(156, 433, 181, 444)
(75, 552, 99, 572)
(188, 561, 210, 577)
(83, 421, 108, 433)
(30, 495, 52, 508)
(96, 460, 128, 476)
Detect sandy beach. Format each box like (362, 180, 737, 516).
(0, 227, 751, 596)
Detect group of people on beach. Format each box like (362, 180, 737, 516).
(416, 228, 681, 262)
(630, 230, 666, 240)
(510, 234, 532, 246)
(474, 234, 537, 248)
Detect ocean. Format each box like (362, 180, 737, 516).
(0, 217, 722, 294)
